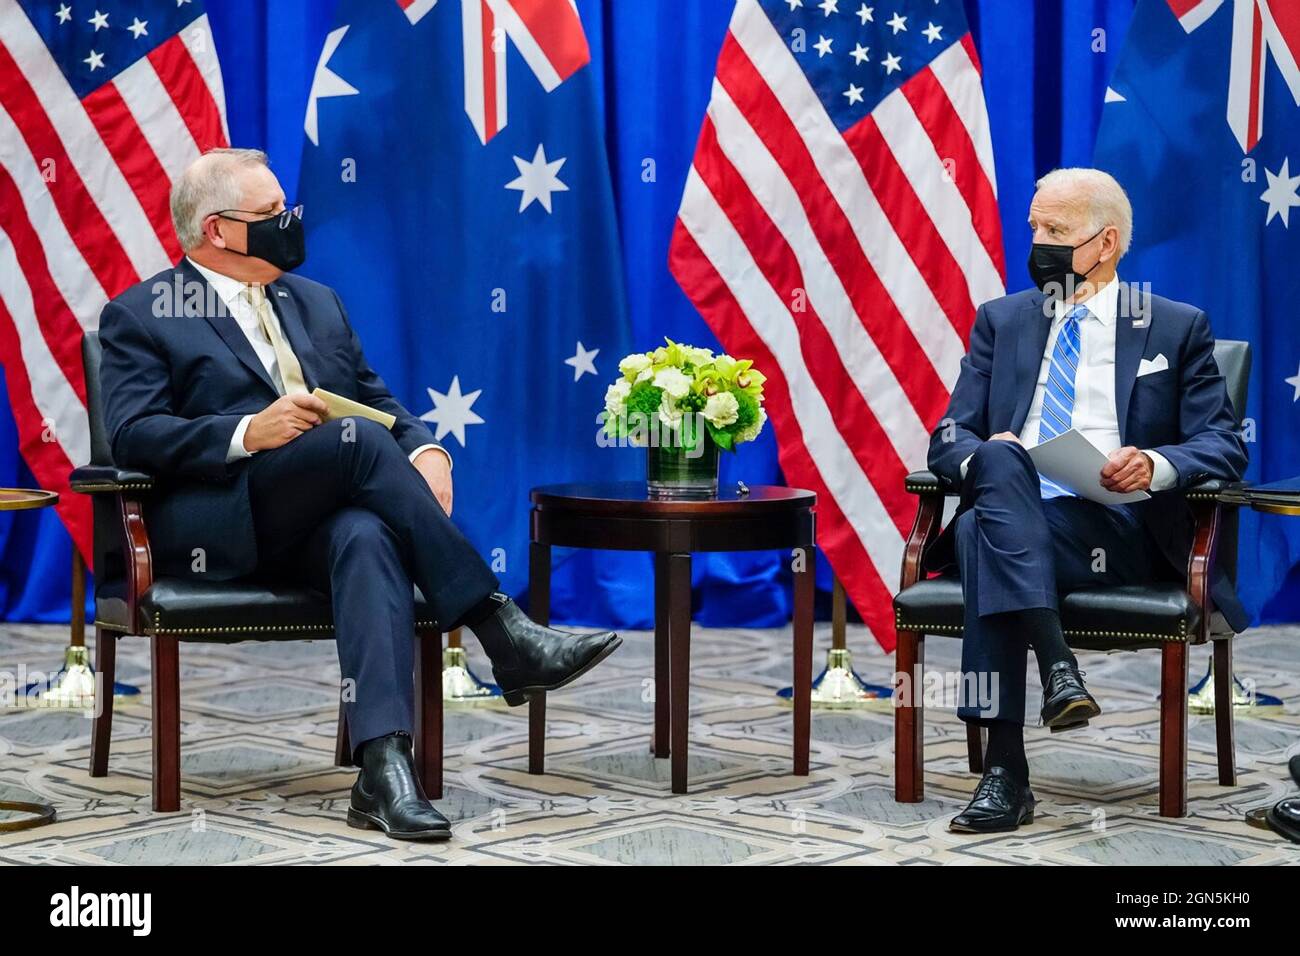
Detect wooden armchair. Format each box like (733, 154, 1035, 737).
(891, 340, 1251, 818)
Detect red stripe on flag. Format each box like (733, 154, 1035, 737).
(900, 64, 1005, 286)
(0, 41, 138, 298)
(0, 166, 91, 401)
(82, 82, 183, 261)
(0, 294, 92, 564)
(669, 219, 899, 649)
(841, 115, 978, 348)
(482, 0, 499, 141)
(716, 34, 951, 427)
(960, 33, 984, 78)
(1246, 2, 1264, 152)
(147, 34, 228, 154)
(1166, 0, 1207, 18)
(509, 0, 591, 80)
(691, 117, 913, 535)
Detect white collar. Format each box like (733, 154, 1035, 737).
(1054, 277, 1119, 327)
(187, 257, 262, 310)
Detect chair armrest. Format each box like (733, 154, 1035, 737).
(1186, 478, 1234, 503)
(70, 464, 155, 494)
(900, 472, 947, 591)
(904, 469, 958, 497)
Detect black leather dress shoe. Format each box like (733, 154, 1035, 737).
(1266, 797, 1300, 844)
(1289, 754, 1300, 788)
(470, 596, 622, 706)
(949, 766, 1036, 833)
(347, 734, 451, 841)
(1040, 660, 1101, 732)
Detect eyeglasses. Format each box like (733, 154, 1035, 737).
(211, 203, 304, 230)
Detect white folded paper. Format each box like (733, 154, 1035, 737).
(1027, 428, 1151, 505)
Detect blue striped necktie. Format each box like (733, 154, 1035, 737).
(1037, 304, 1088, 498)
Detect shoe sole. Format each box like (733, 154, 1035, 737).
(501, 634, 623, 707)
(1044, 697, 1101, 731)
(948, 809, 1035, 834)
(346, 808, 452, 841)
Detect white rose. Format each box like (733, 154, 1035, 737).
(653, 366, 692, 399)
(657, 391, 683, 430)
(619, 353, 652, 381)
(604, 380, 631, 417)
(735, 407, 766, 444)
(702, 391, 740, 428)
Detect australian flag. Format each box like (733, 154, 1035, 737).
(297, 0, 635, 620)
(1095, 0, 1300, 621)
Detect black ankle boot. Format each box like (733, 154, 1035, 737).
(469, 595, 622, 706)
(348, 733, 450, 841)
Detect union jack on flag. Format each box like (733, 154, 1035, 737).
(0, 0, 229, 562)
(669, 0, 1005, 648)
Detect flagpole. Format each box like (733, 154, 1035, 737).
(777, 575, 892, 710)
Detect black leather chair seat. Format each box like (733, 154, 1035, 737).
(894, 576, 1203, 650)
(96, 577, 438, 642)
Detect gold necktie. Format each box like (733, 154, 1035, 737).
(243, 284, 308, 395)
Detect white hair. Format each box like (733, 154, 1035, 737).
(169, 147, 270, 251)
(1034, 167, 1133, 257)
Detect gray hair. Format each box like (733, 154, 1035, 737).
(1034, 167, 1133, 258)
(169, 147, 270, 251)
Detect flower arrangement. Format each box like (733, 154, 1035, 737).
(602, 338, 767, 451)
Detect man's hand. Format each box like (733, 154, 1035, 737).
(1101, 446, 1154, 493)
(244, 393, 329, 452)
(989, 431, 1022, 445)
(413, 448, 453, 515)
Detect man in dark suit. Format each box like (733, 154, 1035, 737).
(99, 148, 621, 840)
(928, 168, 1247, 833)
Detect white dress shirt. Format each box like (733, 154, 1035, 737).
(962, 278, 1176, 492)
(187, 259, 449, 470)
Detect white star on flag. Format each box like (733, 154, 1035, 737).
(922, 22, 943, 43)
(882, 51, 901, 74)
(857, 4, 874, 24)
(814, 35, 833, 57)
(887, 11, 907, 33)
(1261, 158, 1300, 228)
(843, 83, 864, 105)
(83, 50, 104, 71)
(506, 144, 569, 213)
(850, 42, 869, 64)
(55, 4, 71, 24)
(1287, 362, 1300, 401)
(305, 25, 359, 147)
(421, 376, 485, 447)
(128, 18, 149, 39)
(819, 0, 838, 16)
(565, 342, 600, 381)
(88, 10, 108, 31)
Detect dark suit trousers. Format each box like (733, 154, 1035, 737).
(953, 440, 1163, 725)
(246, 418, 498, 749)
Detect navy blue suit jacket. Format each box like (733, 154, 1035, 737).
(98, 259, 443, 580)
(927, 283, 1249, 632)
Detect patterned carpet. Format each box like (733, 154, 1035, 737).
(1, 620, 1298, 865)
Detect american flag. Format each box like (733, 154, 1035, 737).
(669, 0, 1005, 649)
(0, 0, 227, 562)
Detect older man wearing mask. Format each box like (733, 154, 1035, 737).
(927, 167, 1247, 833)
(98, 148, 621, 840)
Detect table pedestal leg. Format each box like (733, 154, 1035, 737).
(668, 552, 692, 794)
(653, 552, 670, 758)
(528, 541, 550, 776)
(793, 545, 814, 775)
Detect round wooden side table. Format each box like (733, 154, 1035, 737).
(0, 488, 59, 832)
(527, 481, 817, 794)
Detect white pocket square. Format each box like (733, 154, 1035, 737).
(1137, 353, 1169, 377)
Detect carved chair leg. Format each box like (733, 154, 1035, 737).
(1213, 638, 1236, 787)
(894, 629, 925, 802)
(89, 627, 116, 777)
(1159, 641, 1189, 818)
(151, 635, 181, 813)
(414, 629, 443, 800)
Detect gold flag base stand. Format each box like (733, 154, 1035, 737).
(776, 577, 892, 711)
(1187, 658, 1283, 716)
(442, 629, 505, 707)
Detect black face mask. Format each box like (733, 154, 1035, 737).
(1027, 227, 1105, 297)
(220, 210, 306, 272)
